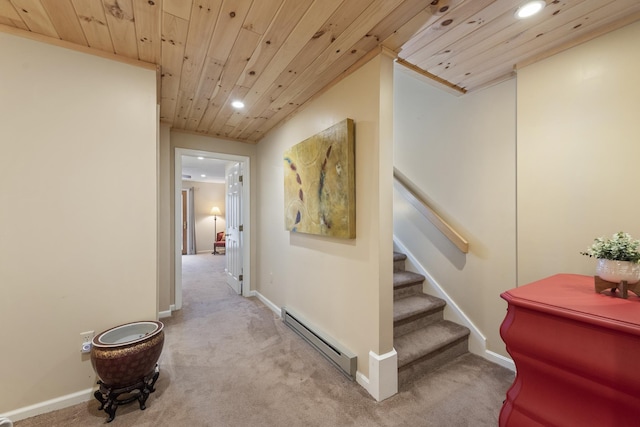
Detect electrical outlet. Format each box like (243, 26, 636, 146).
(80, 331, 94, 353)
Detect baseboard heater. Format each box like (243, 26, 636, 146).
(281, 307, 357, 380)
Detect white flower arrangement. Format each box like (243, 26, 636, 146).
(581, 232, 640, 263)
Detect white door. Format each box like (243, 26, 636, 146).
(225, 162, 243, 294)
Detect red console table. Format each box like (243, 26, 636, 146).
(500, 274, 640, 427)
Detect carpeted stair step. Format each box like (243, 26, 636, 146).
(395, 320, 470, 384)
(394, 294, 446, 337)
(393, 252, 407, 272)
(393, 270, 425, 299)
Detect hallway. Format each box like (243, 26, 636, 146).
(16, 253, 513, 426)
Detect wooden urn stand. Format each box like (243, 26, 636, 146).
(93, 365, 160, 423)
(594, 275, 640, 298)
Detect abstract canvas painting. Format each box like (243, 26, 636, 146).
(283, 118, 355, 238)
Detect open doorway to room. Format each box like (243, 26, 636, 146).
(180, 156, 227, 255)
(174, 148, 251, 311)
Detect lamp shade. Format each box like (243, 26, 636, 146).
(210, 207, 222, 216)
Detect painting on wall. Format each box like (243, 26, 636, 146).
(284, 118, 355, 238)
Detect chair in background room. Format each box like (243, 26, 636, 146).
(213, 231, 225, 255)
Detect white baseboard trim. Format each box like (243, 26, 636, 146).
(485, 350, 515, 371)
(252, 291, 282, 318)
(2, 388, 94, 422)
(356, 371, 370, 390)
(356, 349, 398, 402)
(158, 304, 176, 319)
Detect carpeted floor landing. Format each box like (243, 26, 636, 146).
(15, 253, 514, 426)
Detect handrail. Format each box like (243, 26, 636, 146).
(393, 167, 469, 254)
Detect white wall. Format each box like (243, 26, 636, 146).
(0, 32, 157, 415)
(517, 20, 640, 285)
(181, 181, 226, 253)
(255, 51, 395, 391)
(393, 67, 517, 358)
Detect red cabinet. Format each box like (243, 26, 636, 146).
(500, 274, 640, 426)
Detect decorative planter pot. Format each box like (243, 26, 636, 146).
(596, 259, 640, 284)
(91, 321, 164, 422)
(91, 321, 164, 388)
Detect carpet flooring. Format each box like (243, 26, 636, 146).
(15, 253, 514, 426)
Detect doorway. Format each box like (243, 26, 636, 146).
(174, 148, 251, 311)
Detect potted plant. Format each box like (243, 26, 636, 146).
(581, 231, 640, 284)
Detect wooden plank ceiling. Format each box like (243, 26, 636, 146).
(1, 0, 639, 143)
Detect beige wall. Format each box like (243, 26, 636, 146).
(517, 21, 640, 285)
(393, 68, 517, 358)
(181, 181, 226, 253)
(159, 123, 172, 312)
(0, 32, 157, 414)
(255, 52, 395, 379)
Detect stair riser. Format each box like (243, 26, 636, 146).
(394, 283, 423, 300)
(398, 338, 468, 387)
(394, 310, 444, 338)
(393, 259, 406, 272)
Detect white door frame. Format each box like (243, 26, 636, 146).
(174, 148, 252, 310)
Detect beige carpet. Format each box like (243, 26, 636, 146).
(15, 253, 514, 426)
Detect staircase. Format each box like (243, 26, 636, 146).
(393, 252, 470, 386)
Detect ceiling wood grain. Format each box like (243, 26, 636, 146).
(1, 0, 639, 143)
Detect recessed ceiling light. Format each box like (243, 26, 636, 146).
(197, 156, 204, 160)
(515, 0, 545, 19)
(231, 100, 245, 109)
(201, 174, 206, 178)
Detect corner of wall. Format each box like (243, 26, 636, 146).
(356, 350, 398, 401)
